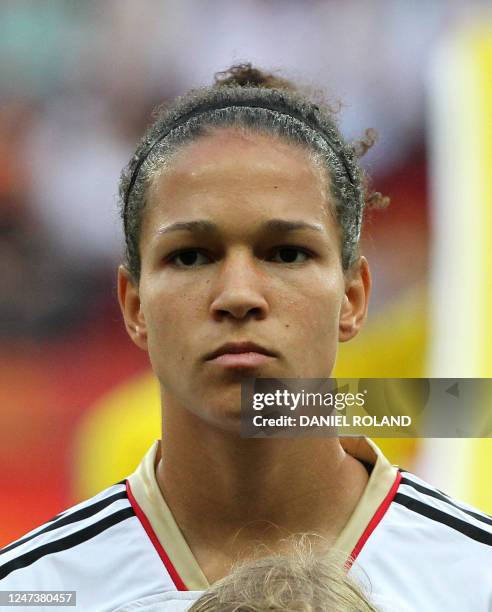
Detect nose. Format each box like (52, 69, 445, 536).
(209, 250, 269, 322)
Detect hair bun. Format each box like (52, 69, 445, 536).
(214, 63, 296, 91)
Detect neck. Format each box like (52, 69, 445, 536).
(156, 396, 369, 569)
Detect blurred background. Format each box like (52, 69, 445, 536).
(1, 0, 492, 545)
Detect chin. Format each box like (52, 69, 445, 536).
(193, 398, 243, 433)
(204, 409, 243, 434)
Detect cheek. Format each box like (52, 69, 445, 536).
(141, 282, 201, 369)
(289, 286, 343, 377)
(278, 271, 344, 340)
(297, 295, 341, 348)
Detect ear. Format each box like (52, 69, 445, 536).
(117, 265, 148, 351)
(338, 256, 371, 343)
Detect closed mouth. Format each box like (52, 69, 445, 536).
(205, 341, 277, 361)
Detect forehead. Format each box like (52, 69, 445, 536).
(145, 128, 335, 231)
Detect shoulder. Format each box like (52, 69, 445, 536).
(0, 481, 133, 583)
(0, 481, 175, 609)
(356, 469, 492, 610)
(393, 468, 492, 550)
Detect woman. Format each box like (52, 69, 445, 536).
(1, 64, 490, 611)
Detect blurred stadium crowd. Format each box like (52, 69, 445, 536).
(2, 0, 490, 338)
(1, 0, 491, 544)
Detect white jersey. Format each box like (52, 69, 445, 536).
(1, 438, 491, 611)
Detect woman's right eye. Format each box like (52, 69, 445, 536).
(169, 249, 211, 268)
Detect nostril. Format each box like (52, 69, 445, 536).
(209, 283, 269, 321)
(212, 304, 266, 321)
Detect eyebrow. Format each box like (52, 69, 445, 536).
(156, 220, 216, 235)
(156, 219, 325, 236)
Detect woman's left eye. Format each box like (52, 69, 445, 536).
(269, 247, 310, 264)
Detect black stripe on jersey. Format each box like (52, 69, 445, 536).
(0, 507, 135, 580)
(394, 493, 492, 547)
(400, 476, 492, 527)
(0, 490, 128, 556)
(44, 481, 127, 524)
(398, 468, 451, 498)
(46, 511, 67, 524)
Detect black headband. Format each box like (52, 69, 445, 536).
(124, 99, 355, 207)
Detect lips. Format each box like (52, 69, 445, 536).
(204, 342, 277, 369)
(205, 341, 277, 361)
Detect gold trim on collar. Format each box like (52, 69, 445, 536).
(128, 437, 398, 589)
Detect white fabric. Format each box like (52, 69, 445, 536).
(1, 447, 491, 611)
(113, 591, 204, 612)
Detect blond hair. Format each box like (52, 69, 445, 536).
(188, 535, 377, 611)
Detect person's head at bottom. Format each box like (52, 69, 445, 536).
(189, 537, 377, 612)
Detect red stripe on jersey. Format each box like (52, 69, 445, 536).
(126, 480, 188, 591)
(347, 470, 402, 568)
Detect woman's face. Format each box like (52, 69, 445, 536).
(119, 128, 370, 429)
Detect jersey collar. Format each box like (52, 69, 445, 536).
(127, 437, 398, 590)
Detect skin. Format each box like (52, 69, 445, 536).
(118, 128, 371, 583)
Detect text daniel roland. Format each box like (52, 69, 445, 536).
(252, 414, 412, 428)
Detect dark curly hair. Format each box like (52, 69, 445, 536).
(119, 63, 388, 282)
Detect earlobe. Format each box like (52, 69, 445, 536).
(338, 294, 356, 342)
(117, 265, 148, 351)
(338, 257, 371, 343)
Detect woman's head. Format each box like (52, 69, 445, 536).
(119, 64, 383, 284)
(117, 65, 383, 429)
(188, 535, 378, 611)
